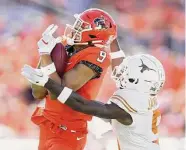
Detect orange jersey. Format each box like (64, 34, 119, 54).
(32, 46, 110, 132)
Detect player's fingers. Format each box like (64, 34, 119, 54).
(41, 35, 50, 43)
(35, 69, 43, 77)
(55, 36, 62, 43)
(21, 71, 33, 80)
(22, 65, 39, 76)
(23, 64, 32, 68)
(23, 64, 35, 70)
(22, 65, 43, 78)
(22, 71, 40, 85)
(44, 24, 54, 33)
(42, 24, 54, 36)
(48, 25, 58, 36)
(21, 66, 30, 74)
(22, 72, 36, 84)
(22, 69, 33, 77)
(22, 65, 33, 73)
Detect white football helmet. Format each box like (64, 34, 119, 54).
(111, 54, 165, 95)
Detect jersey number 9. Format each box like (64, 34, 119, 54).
(97, 51, 107, 63)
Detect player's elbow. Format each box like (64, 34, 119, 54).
(124, 115, 133, 125)
(117, 114, 133, 126)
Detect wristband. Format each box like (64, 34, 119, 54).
(110, 50, 125, 59)
(41, 63, 56, 76)
(58, 87, 73, 103)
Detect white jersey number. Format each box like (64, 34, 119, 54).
(97, 51, 106, 63)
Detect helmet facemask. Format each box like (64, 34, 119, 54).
(64, 14, 92, 45)
(111, 59, 129, 89)
(64, 14, 105, 46)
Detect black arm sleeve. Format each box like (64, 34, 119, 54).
(78, 60, 103, 79)
(44, 79, 132, 120)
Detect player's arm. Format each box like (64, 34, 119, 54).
(40, 54, 97, 91)
(40, 55, 61, 84)
(31, 58, 48, 99)
(62, 63, 97, 91)
(36, 24, 99, 99)
(62, 49, 110, 91)
(44, 78, 132, 125)
(110, 39, 125, 70)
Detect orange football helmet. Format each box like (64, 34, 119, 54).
(64, 8, 117, 47)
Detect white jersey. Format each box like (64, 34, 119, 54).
(110, 89, 161, 150)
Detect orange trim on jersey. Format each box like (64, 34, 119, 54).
(111, 95, 137, 113)
(117, 139, 121, 150)
(152, 109, 161, 134)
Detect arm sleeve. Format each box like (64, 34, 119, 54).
(78, 49, 110, 78)
(65, 95, 130, 119)
(44, 79, 130, 119)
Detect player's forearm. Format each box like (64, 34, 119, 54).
(44, 79, 128, 119)
(40, 55, 62, 84)
(110, 39, 125, 70)
(40, 55, 62, 99)
(110, 39, 121, 53)
(65, 94, 117, 119)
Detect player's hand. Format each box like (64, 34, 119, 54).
(37, 24, 62, 55)
(21, 65, 49, 87)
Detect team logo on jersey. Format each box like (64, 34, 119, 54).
(139, 59, 156, 73)
(94, 16, 107, 29)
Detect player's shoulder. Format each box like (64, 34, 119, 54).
(79, 46, 108, 56)
(110, 89, 156, 113)
(84, 46, 108, 53)
(77, 46, 111, 67)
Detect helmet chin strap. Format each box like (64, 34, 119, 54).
(64, 36, 106, 48)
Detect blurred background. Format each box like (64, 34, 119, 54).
(0, 0, 185, 149)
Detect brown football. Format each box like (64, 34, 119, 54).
(51, 43, 68, 78)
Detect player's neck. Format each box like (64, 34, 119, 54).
(73, 45, 90, 52)
(73, 45, 89, 49)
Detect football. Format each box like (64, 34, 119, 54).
(51, 43, 68, 78)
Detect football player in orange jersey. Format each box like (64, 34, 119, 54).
(30, 8, 117, 150)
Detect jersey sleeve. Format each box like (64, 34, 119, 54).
(78, 47, 110, 78)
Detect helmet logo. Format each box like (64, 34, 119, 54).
(139, 59, 156, 73)
(150, 82, 159, 92)
(94, 16, 107, 29)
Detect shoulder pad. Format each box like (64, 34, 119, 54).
(110, 89, 157, 113)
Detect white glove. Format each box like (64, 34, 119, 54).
(21, 65, 49, 87)
(37, 24, 62, 55)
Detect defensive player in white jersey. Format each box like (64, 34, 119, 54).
(110, 54, 165, 150)
(21, 42, 165, 150)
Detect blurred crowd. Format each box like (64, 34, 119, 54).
(0, 0, 185, 138)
